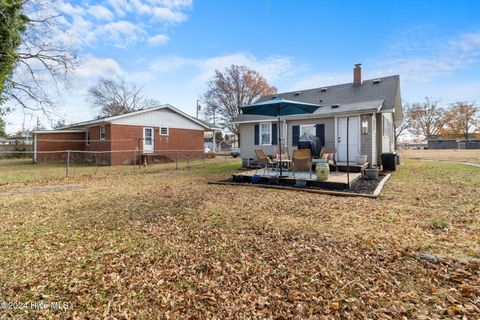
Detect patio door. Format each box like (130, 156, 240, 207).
(337, 117, 360, 162)
(143, 127, 154, 153)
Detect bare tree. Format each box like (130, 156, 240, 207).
(2, 0, 77, 114)
(442, 102, 479, 140)
(407, 98, 445, 139)
(202, 65, 277, 139)
(394, 122, 409, 147)
(88, 78, 146, 117)
(52, 118, 66, 129)
(142, 98, 163, 109)
(394, 103, 412, 147)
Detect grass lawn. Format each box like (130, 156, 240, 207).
(0, 159, 479, 318)
(399, 149, 480, 163)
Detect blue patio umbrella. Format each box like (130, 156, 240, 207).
(242, 98, 321, 177)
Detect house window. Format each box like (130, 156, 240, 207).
(100, 125, 106, 141)
(300, 125, 315, 137)
(361, 115, 369, 135)
(159, 127, 169, 136)
(383, 116, 391, 137)
(260, 123, 271, 145)
(86, 130, 91, 145)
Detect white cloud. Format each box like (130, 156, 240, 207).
(151, 7, 187, 23)
(148, 33, 170, 45)
(197, 53, 293, 82)
(289, 29, 480, 94)
(52, 0, 192, 48)
(92, 21, 147, 47)
(88, 5, 115, 21)
(75, 56, 125, 79)
(106, 0, 130, 17)
(55, 0, 86, 16)
(155, 0, 193, 9)
(148, 52, 294, 83)
(149, 55, 195, 72)
(374, 30, 480, 82)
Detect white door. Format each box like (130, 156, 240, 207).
(337, 117, 360, 162)
(143, 127, 154, 153)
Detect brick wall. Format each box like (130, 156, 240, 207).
(110, 124, 143, 165)
(35, 132, 85, 162)
(109, 125, 205, 165)
(35, 125, 205, 165)
(85, 125, 112, 165)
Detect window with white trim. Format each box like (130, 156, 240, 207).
(159, 127, 169, 135)
(260, 123, 271, 145)
(100, 125, 106, 141)
(300, 124, 315, 137)
(86, 130, 91, 145)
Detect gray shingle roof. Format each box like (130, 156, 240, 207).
(232, 100, 384, 123)
(232, 75, 400, 123)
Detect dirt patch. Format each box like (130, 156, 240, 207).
(0, 184, 86, 197)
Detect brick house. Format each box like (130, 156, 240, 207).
(34, 105, 218, 165)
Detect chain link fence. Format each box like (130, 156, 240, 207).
(0, 149, 239, 185)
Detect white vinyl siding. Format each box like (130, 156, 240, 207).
(111, 108, 204, 130)
(238, 117, 335, 159)
(376, 112, 394, 163)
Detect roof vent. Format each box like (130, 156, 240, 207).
(331, 104, 339, 109)
(372, 79, 382, 84)
(294, 91, 301, 96)
(320, 87, 328, 92)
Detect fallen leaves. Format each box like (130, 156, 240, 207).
(0, 159, 479, 318)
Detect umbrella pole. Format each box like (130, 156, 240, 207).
(347, 117, 350, 189)
(278, 114, 283, 177)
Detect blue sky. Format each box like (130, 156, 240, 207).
(5, 0, 480, 132)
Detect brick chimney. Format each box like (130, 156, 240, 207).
(353, 63, 362, 85)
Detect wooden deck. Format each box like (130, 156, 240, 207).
(233, 169, 361, 190)
(334, 162, 369, 173)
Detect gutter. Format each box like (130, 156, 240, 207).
(232, 108, 382, 124)
(33, 129, 87, 134)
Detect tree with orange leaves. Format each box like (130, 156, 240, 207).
(441, 102, 479, 140)
(407, 98, 445, 139)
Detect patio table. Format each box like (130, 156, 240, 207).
(272, 159, 292, 176)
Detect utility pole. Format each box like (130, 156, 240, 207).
(196, 100, 201, 118)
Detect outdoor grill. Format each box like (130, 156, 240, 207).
(298, 134, 321, 158)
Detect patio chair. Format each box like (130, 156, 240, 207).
(254, 149, 277, 175)
(292, 149, 313, 179)
(320, 147, 339, 172)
